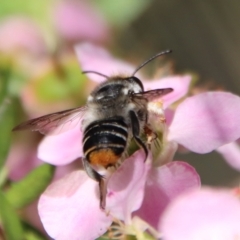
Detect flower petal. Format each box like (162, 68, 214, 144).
(75, 43, 136, 82)
(38, 171, 112, 240)
(38, 125, 82, 165)
(6, 143, 41, 181)
(106, 150, 151, 223)
(217, 141, 240, 171)
(134, 161, 200, 229)
(144, 75, 191, 108)
(53, 0, 109, 42)
(160, 188, 240, 240)
(168, 92, 240, 153)
(0, 17, 46, 55)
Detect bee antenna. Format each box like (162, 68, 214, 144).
(82, 70, 110, 79)
(131, 49, 172, 76)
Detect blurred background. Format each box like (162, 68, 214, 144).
(0, 0, 240, 239)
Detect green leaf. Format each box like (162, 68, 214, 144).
(0, 0, 51, 29)
(63, 59, 87, 103)
(0, 71, 8, 104)
(35, 70, 71, 101)
(0, 57, 19, 169)
(23, 222, 46, 240)
(0, 55, 27, 97)
(24, 231, 46, 240)
(0, 0, 56, 49)
(34, 59, 87, 104)
(0, 165, 8, 188)
(5, 164, 55, 209)
(0, 191, 24, 240)
(0, 0, 48, 16)
(0, 101, 13, 170)
(97, 235, 137, 240)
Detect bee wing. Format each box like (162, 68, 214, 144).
(12, 106, 87, 135)
(133, 88, 173, 101)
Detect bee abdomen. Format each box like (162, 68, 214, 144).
(83, 117, 128, 168)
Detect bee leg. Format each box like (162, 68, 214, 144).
(129, 110, 148, 161)
(82, 158, 106, 210)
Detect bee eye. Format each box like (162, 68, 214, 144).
(95, 84, 123, 101)
(129, 76, 144, 91)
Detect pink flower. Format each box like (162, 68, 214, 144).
(37, 44, 199, 239)
(0, 17, 46, 55)
(133, 161, 200, 231)
(37, 44, 240, 239)
(39, 150, 200, 239)
(52, 0, 110, 43)
(6, 142, 40, 181)
(167, 91, 240, 153)
(38, 150, 147, 239)
(160, 188, 240, 240)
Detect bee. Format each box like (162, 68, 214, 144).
(13, 50, 173, 209)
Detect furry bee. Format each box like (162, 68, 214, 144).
(13, 50, 173, 209)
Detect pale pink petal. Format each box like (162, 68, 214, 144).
(0, 17, 46, 55)
(53, 160, 82, 181)
(160, 188, 240, 240)
(75, 43, 136, 82)
(217, 141, 240, 171)
(53, 0, 109, 43)
(134, 161, 200, 229)
(6, 143, 41, 181)
(38, 171, 112, 240)
(168, 92, 240, 153)
(38, 125, 82, 165)
(106, 150, 151, 223)
(144, 75, 191, 108)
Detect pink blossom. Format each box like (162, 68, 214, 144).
(38, 150, 200, 239)
(6, 141, 41, 181)
(39, 171, 112, 240)
(160, 188, 240, 240)
(0, 17, 46, 55)
(167, 91, 240, 169)
(38, 150, 147, 239)
(37, 44, 240, 238)
(134, 161, 200, 230)
(167, 91, 240, 153)
(53, 0, 109, 43)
